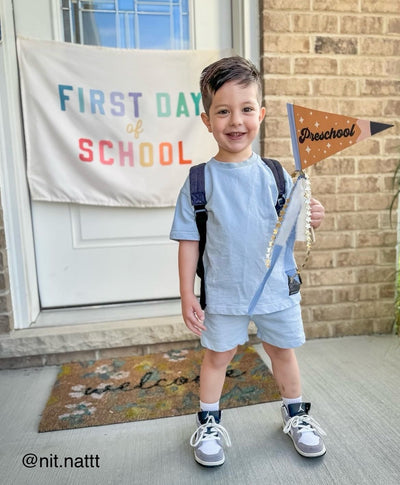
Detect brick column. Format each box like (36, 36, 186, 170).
(0, 191, 14, 333)
(260, 0, 399, 338)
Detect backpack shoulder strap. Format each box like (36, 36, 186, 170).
(189, 163, 207, 208)
(261, 157, 286, 215)
(189, 163, 207, 309)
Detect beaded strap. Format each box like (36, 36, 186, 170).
(264, 172, 313, 271)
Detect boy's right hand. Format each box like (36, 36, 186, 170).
(181, 294, 206, 337)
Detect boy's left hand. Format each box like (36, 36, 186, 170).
(310, 198, 325, 229)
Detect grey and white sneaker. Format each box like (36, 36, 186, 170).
(281, 402, 326, 458)
(190, 411, 232, 467)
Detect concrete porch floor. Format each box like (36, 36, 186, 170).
(0, 334, 399, 485)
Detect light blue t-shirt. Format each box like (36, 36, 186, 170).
(170, 153, 301, 315)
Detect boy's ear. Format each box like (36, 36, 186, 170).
(259, 106, 266, 123)
(201, 112, 212, 133)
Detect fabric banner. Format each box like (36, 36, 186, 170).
(17, 37, 221, 207)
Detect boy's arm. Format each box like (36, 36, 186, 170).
(178, 240, 206, 336)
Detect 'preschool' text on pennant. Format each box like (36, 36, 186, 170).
(287, 104, 393, 171)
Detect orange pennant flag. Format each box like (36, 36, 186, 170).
(287, 104, 393, 171)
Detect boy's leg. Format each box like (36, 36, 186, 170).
(261, 342, 301, 398)
(200, 347, 237, 403)
(191, 312, 249, 467)
(262, 341, 326, 458)
(190, 347, 236, 467)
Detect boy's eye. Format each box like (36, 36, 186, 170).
(217, 109, 229, 115)
(243, 106, 255, 113)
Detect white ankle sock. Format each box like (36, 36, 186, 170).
(198, 400, 221, 455)
(282, 396, 302, 409)
(200, 400, 220, 412)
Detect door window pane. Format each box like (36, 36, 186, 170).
(61, 0, 190, 49)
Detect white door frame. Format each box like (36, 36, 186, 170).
(0, 0, 40, 328)
(0, 0, 259, 329)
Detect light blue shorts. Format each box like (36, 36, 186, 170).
(200, 304, 305, 352)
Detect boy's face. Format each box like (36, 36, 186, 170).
(201, 80, 265, 162)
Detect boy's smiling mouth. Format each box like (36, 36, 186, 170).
(226, 131, 246, 139)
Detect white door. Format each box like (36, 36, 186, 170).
(13, 0, 232, 309)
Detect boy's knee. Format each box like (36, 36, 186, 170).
(262, 342, 294, 361)
(204, 347, 237, 368)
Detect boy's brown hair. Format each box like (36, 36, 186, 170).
(200, 56, 263, 115)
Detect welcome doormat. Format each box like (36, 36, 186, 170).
(39, 346, 280, 432)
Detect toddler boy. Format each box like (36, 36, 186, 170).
(170, 56, 326, 466)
